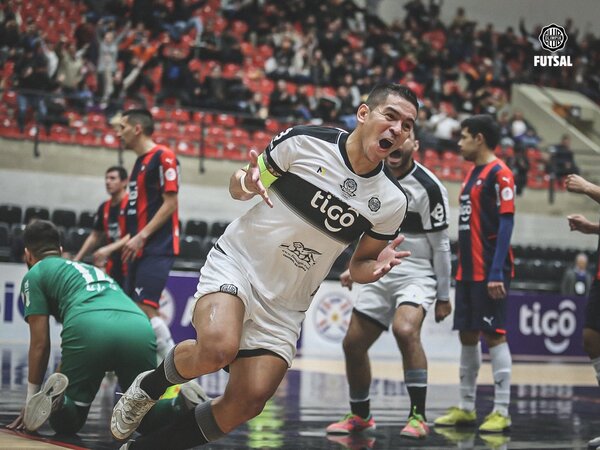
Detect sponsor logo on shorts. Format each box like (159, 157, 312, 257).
(219, 284, 238, 296)
(280, 242, 321, 271)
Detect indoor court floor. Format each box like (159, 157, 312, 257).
(1, 344, 598, 450)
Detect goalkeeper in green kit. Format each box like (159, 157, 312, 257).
(6, 220, 207, 435)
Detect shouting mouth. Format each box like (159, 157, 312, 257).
(379, 138, 394, 150)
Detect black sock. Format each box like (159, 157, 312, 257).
(350, 399, 370, 419)
(407, 386, 427, 421)
(140, 361, 173, 400)
(130, 408, 208, 450)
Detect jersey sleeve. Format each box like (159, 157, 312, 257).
(366, 191, 408, 241)
(93, 202, 105, 232)
(495, 167, 515, 214)
(264, 127, 302, 175)
(422, 183, 450, 232)
(21, 269, 50, 320)
(159, 150, 180, 193)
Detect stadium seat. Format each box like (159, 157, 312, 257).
(209, 221, 230, 237)
(24, 206, 50, 223)
(0, 204, 22, 226)
(79, 211, 96, 228)
(179, 235, 203, 260)
(185, 219, 208, 238)
(51, 209, 77, 229)
(64, 227, 91, 253)
(0, 222, 10, 262)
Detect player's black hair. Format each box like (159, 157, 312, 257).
(106, 165, 128, 181)
(461, 114, 501, 149)
(24, 220, 61, 258)
(365, 83, 419, 114)
(122, 108, 154, 136)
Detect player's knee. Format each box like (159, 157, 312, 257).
(237, 391, 270, 421)
(392, 320, 419, 343)
(194, 338, 238, 372)
(342, 333, 364, 356)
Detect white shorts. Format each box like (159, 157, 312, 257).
(354, 275, 437, 329)
(194, 247, 305, 367)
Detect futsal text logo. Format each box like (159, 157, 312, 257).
(534, 23, 572, 67)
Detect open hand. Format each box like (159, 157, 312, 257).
(340, 269, 353, 290)
(372, 235, 411, 279)
(6, 408, 25, 431)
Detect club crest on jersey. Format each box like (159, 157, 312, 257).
(340, 178, 357, 198)
(368, 196, 381, 212)
(280, 242, 322, 271)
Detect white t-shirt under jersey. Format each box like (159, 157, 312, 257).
(217, 125, 408, 311)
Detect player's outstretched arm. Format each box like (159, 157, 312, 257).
(349, 234, 410, 284)
(567, 214, 600, 235)
(566, 174, 600, 204)
(230, 149, 274, 208)
(73, 230, 102, 261)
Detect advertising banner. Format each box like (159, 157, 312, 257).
(0, 263, 589, 362)
(506, 291, 587, 360)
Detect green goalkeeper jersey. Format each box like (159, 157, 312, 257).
(21, 256, 144, 325)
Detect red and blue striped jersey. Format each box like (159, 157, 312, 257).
(94, 195, 128, 279)
(456, 159, 515, 281)
(125, 145, 180, 256)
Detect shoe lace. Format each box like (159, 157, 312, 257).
(121, 391, 153, 420)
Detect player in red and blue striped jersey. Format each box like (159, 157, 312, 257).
(74, 166, 129, 288)
(117, 109, 180, 360)
(435, 115, 515, 434)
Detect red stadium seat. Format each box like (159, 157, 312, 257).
(150, 106, 168, 121)
(175, 140, 197, 157)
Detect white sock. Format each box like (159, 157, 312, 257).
(592, 356, 600, 386)
(459, 343, 480, 411)
(490, 342, 512, 416)
(150, 316, 175, 361)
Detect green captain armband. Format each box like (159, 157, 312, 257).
(257, 154, 278, 188)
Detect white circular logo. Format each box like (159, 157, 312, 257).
(165, 168, 177, 181)
(313, 292, 353, 342)
(501, 186, 514, 201)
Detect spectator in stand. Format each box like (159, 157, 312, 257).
(196, 19, 220, 60)
(156, 45, 193, 106)
(56, 41, 92, 113)
(429, 105, 460, 152)
(268, 79, 297, 119)
(509, 110, 528, 142)
(159, 0, 205, 44)
(308, 48, 331, 86)
(508, 143, 530, 196)
(15, 42, 53, 133)
(96, 17, 130, 106)
(549, 134, 580, 180)
(561, 253, 593, 297)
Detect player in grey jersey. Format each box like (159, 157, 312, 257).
(327, 128, 452, 439)
(111, 83, 419, 449)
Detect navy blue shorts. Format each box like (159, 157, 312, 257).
(453, 280, 510, 335)
(585, 280, 600, 332)
(125, 255, 175, 309)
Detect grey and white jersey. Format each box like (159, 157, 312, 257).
(393, 161, 450, 280)
(217, 125, 408, 311)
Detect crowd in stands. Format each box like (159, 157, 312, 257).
(1, 0, 597, 192)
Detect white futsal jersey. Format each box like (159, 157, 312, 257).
(393, 161, 449, 279)
(217, 125, 408, 311)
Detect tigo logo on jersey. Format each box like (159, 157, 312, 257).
(534, 24, 572, 67)
(311, 191, 359, 232)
